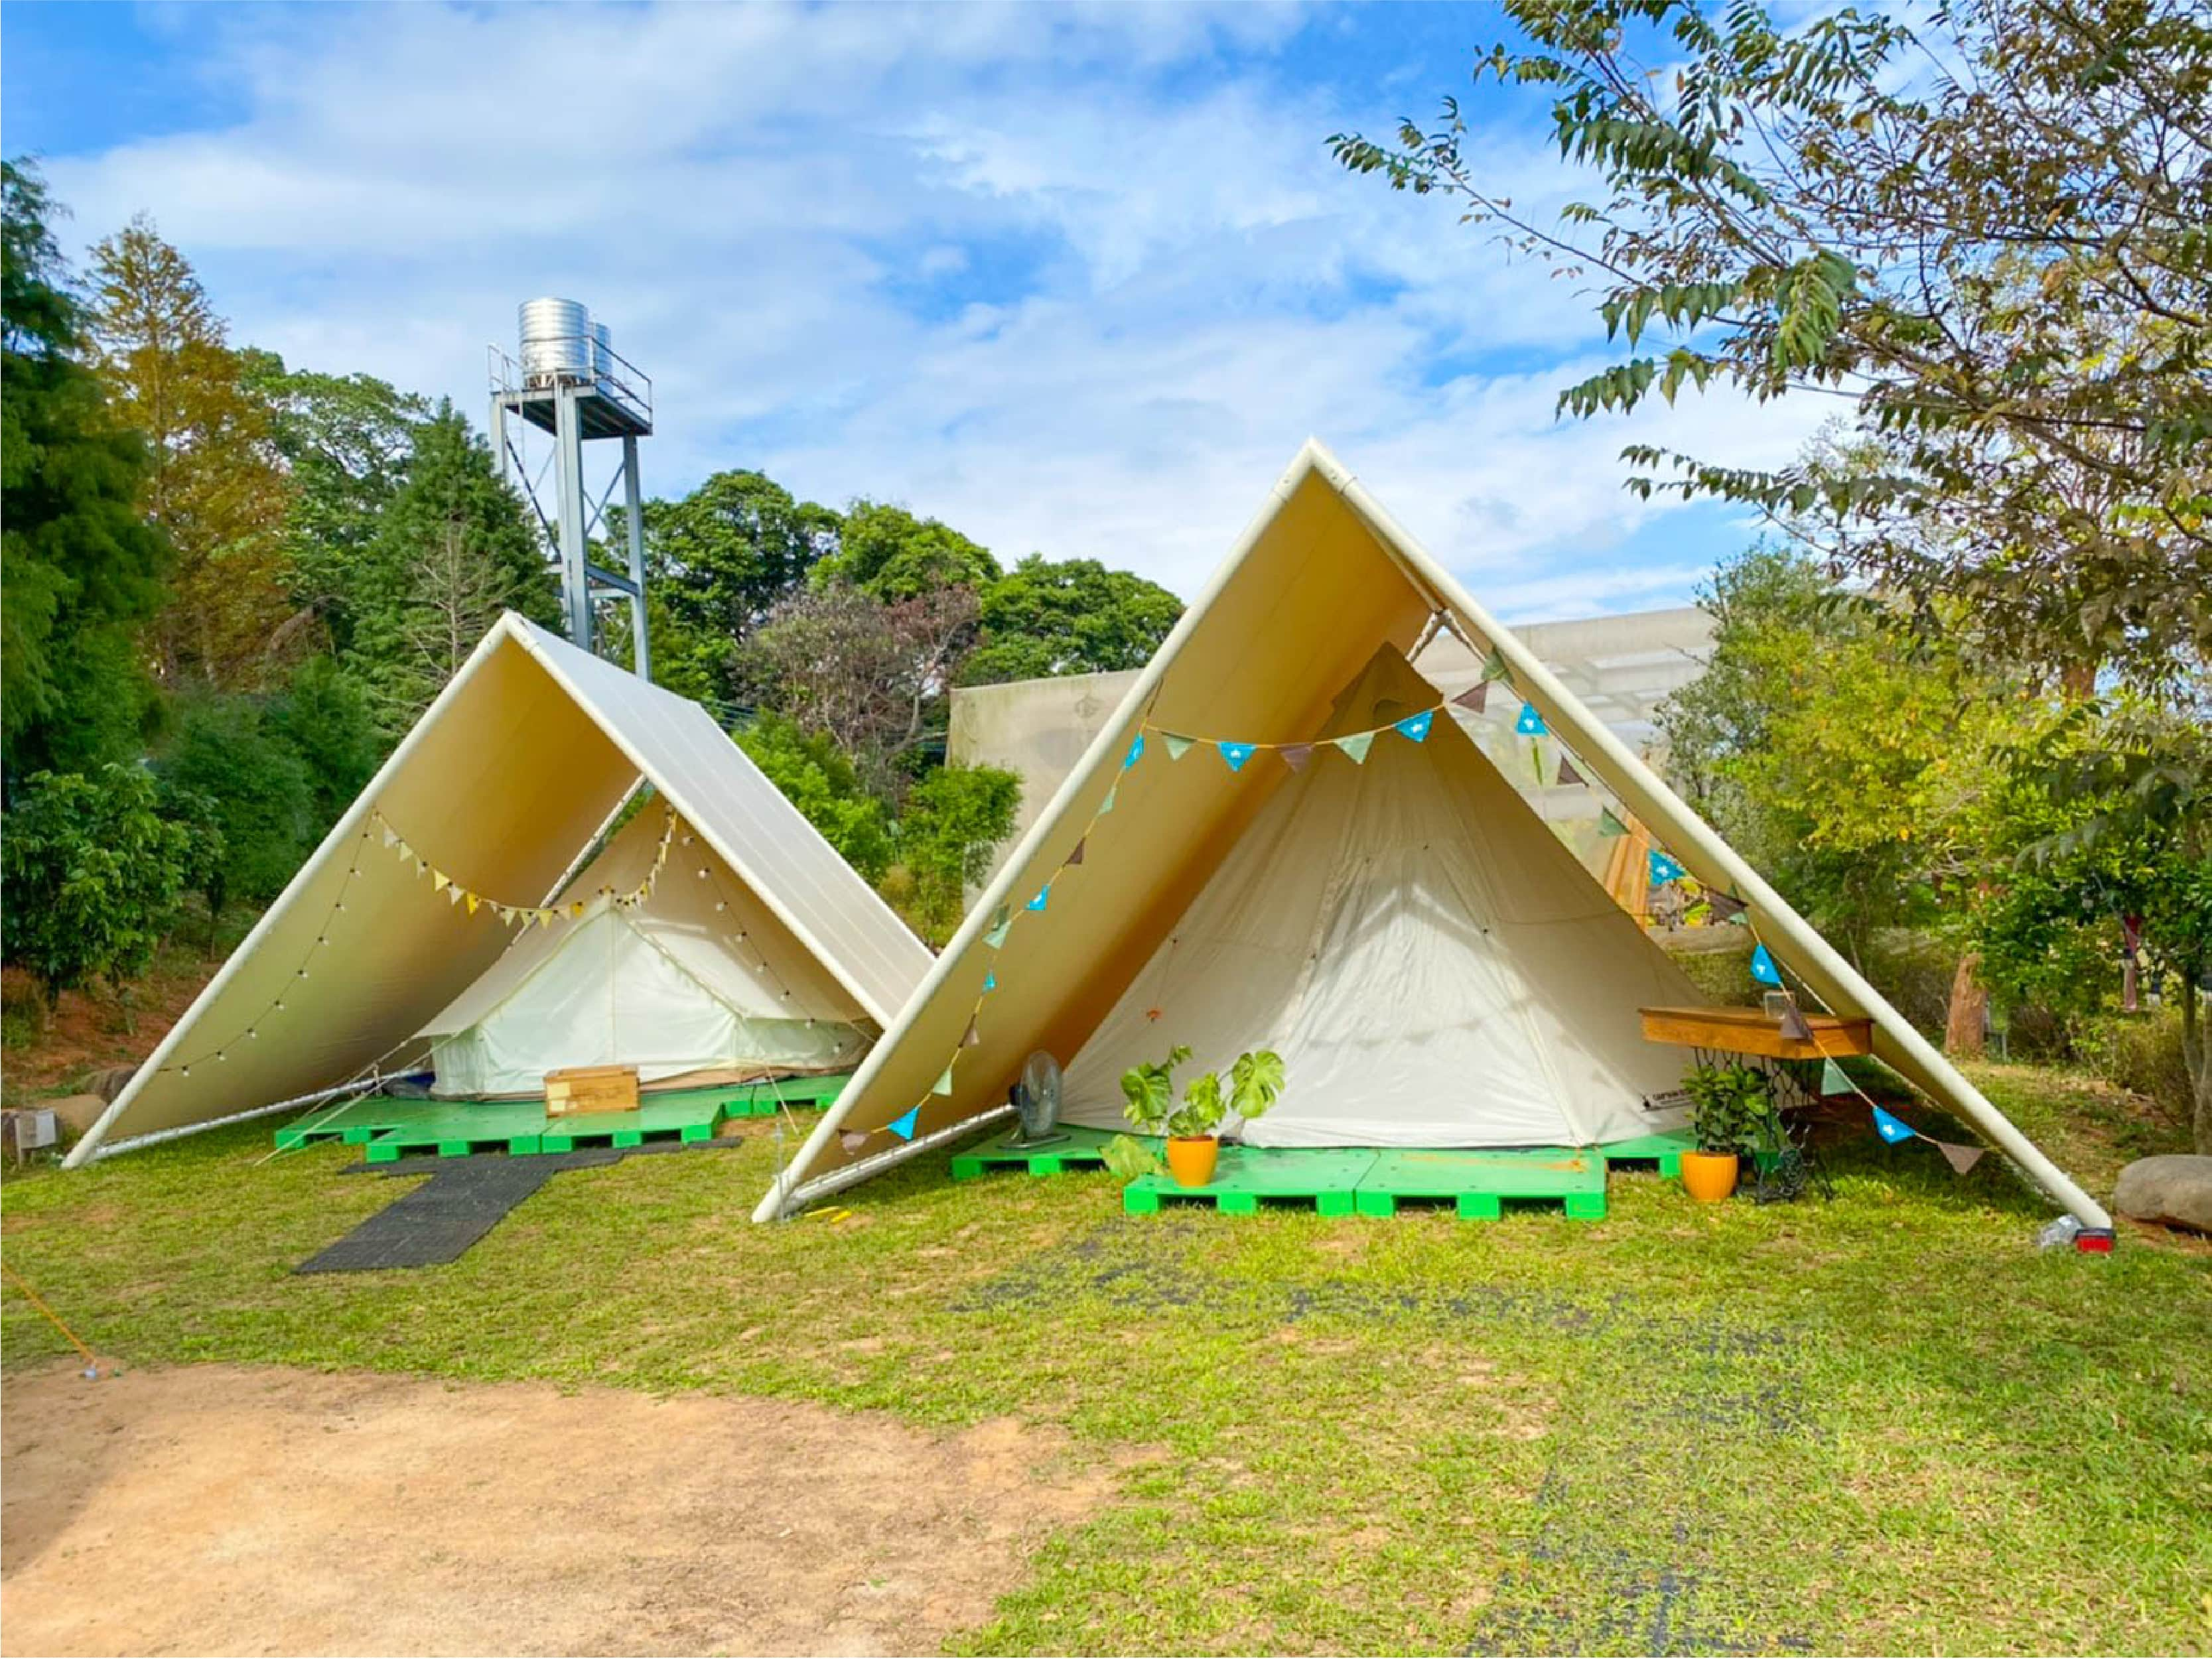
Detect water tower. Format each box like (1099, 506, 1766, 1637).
(488, 299, 653, 674)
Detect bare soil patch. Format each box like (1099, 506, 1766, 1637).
(2, 1362, 1108, 1657)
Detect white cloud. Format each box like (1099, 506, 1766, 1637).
(40, 1, 1832, 617)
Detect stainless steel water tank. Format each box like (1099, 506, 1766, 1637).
(519, 297, 591, 383)
(590, 320, 614, 384)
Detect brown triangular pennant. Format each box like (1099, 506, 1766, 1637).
(1066, 836, 1086, 867)
(1280, 743, 1313, 772)
(1453, 682, 1488, 714)
(1556, 754, 1584, 787)
(1706, 891, 1748, 922)
(1778, 1002, 1813, 1042)
(962, 1014, 981, 1047)
(1935, 1141, 1985, 1175)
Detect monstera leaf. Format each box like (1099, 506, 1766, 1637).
(1229, 1050, 1286, 1122)
(1118, 1043, 1190, 1136)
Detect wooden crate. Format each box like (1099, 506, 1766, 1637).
(543, 1064, 640, 1117)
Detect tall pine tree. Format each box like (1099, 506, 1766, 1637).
(348, 405, 560, 733)
(87, 216, 295, 689)
(1, 161, 169, 780)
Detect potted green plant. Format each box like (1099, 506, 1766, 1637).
(1105, 1045, 1285, 1188)
(1678, 1061, 1769, 1201)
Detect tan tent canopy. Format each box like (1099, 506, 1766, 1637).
(756, 441, 2109, 1229)
(67, 615, 933, 1165)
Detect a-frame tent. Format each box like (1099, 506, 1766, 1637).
(756, 441, 2110, 1228)
(66, 614, 934, 1165)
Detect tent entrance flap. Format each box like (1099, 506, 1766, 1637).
(1058, 645, 1700, 1149)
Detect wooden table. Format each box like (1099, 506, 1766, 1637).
(1638, 1005, 1874, 1062)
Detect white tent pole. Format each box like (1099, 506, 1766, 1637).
(1319, 454, 2113, 1231)
(63, 616, 533, 1169)
(750, 449, 1328, 1222)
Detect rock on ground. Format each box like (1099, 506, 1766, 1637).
(2113, 1154, 2212, 1236)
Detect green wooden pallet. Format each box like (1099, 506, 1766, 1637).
(356, 1089, 730, 1163)
(1353, 1148, 1607, 1221)
(949, 1124, 1149, 1179)
(1123, 1147, 1377, 1217)
(721, 1071, 854, 1118)
(1594, 1130, 1698, 1178)
(272, 1096, 430, 1150)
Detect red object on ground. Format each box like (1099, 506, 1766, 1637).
(2075, 1230, 2115, 1254)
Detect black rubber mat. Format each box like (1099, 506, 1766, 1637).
(297, 1156, 565, 1274)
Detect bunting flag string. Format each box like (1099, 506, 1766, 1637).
(1336, 731, 1375, 765)
(1134, 702, 1449, 765)
(371, 805, 676, 933)
(1556, 755, 1584, 787)
(1165, 733, 1196, 762)
(1647, 849, 1687, 887)
(1218, 741, 1257, 772)
(1454, 682, 1489, 714)
(1745, 916, 1992, 1182)
(1280, 743, 1314, 772)
(1514, 702, 1547, 736)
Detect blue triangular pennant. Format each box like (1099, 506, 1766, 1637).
(1026, 884, 1050, 912)
(888, 1106, 922, 1140)
(1647, 849, 1686, 886)
(983, 971, 997, 992)
(1218, 741, 1257, 772)
(1872, 1105, 1915, 1146)
(1123, 733, 1144, 769)
(1394, 708, 1434, 744)
(1750, 944, 1783, 987)
(1515, 702, 1547, 736)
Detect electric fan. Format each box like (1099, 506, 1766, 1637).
(1008, 1049, 1069, 1148)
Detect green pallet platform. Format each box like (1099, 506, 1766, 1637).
(721, 1071, 854, 1118)
(1354, 1148, 1607, 1221)
(1124, 1147, 1377, 1217)
(352, 1089, 730, 1163)
(949, 1124, 1146, 1179)
(272, 1096, 430, 1150)
(1594, 1130, 1698, 1179)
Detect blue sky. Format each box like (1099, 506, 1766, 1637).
(3, 1, 1818, 617)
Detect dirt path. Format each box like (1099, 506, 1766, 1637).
(1, 1363, 1108, 1656)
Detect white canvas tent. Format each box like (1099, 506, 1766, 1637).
(757, 441, 2110, 1228)
(415, 805, 870, 1096)
(66, 614, 933, 1165)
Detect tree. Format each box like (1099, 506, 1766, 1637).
(731, 714, 895, 882)
(813, 498, 1000, 601)
(1977, 710, 2212, 1150)
(963, 555, 1184, 685)
(886, 763, 1021, 944)
(264, 654, 383, 834)
(1658, 546, 2031, 970)
(155, 695, 314, 923)
(1334, 0, 2211, 692)
(86, 216, 295, 688)
(1, 161, 169, 779)
(740, 583, 981, 798)
(348, 405, 559, 732)
(640, 469, 840, 701)
(241, 351, 430, 655)
(0, 765, 198, 1010)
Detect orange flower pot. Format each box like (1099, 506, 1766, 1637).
(1165, 1135, 1220, 1189)
(1679, 1150, 1740, 1203)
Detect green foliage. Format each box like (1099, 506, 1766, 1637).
(155, 694, 316, 919)
(1334, 0, 2212, 690)
(1099, 1134, 1166, 1185)
(1118, 1045, 1284, 1139)
(1658, 546, 2031, 964)
(87, 216, 295, 689)
(263, 655, 383, 833)
(346, 405, 559, 734)
(963, 555, 1183, 684)
(240, 350, 429, 655)
(1, 160, 169, 779)
(732, 713, 894, 882)
(887, 763, 1020, 945)
(0, 765, 197, 1007)
(642, 469, 840, 702)
(815, 498, 1001, 601)
(1681, 1061, 1772, 1156)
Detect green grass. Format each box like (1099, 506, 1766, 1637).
(4, 1070, 2209, 1655)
